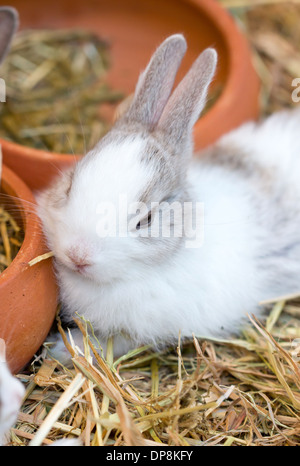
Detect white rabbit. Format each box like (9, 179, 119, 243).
(0, 338, 83, 446)
(37, 34, 300, 364)
(0, 340, 25, 445)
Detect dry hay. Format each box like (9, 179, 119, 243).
(7, 0, 300, 446)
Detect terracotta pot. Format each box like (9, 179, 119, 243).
(2, 0, 260, 191)
(0, 164, 57, 374)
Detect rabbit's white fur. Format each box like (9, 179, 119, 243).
(37, 35, 300, 362)
(0, 355, 83, 445)
(0, 360, 25, 445)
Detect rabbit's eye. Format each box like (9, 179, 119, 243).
(136, 211, 152, 230)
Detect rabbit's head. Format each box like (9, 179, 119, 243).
(37, 35, 217, 284)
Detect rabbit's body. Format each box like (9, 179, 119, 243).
(49, 108, 300, 356)
(0, 344, 82, 446)
(37, 35, 300, 359)
(203, 107, 300, 299)
(0, 357, 25, 445)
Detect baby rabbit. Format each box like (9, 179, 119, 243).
(0, 340, 25, 445)
(37, 34, 300, 363)
(0, 338, 83, 446)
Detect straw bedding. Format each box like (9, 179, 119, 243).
(8, 0, 300, 446)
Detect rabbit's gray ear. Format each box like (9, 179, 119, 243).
(0, 7, 18, 65)
(123, 34, 187, 130)
(157, 48, 217, 147)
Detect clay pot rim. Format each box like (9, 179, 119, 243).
(0, 0, 251, 161)
(0, 164, 41, 282)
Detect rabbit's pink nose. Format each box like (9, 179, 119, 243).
(66, 249, 92, 273)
